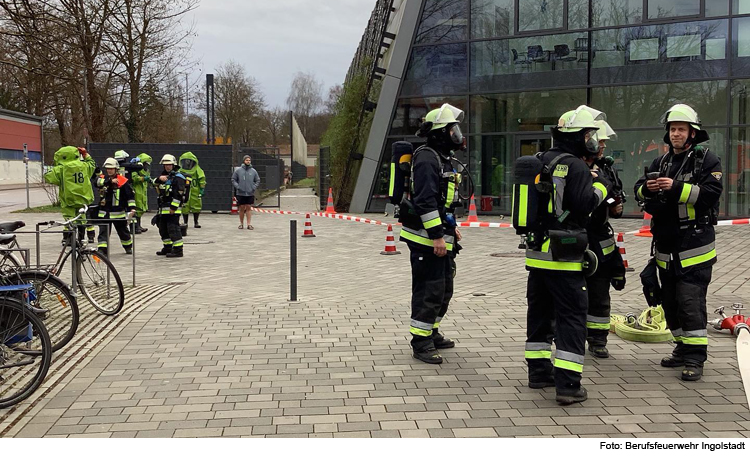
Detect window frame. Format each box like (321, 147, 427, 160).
(643, 0, 705, 23)
(514, 0, 570, 35)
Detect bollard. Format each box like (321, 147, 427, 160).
(290, 220, 297, 302)
(131, 220, 136, 288)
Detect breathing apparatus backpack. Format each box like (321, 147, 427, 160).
(512, 152, 575, 235)
(389, 141, 414, 211)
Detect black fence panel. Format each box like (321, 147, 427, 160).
(291, 161, 307, 183)
(318, 147, 331, 211)
(88, 143, 233, 212)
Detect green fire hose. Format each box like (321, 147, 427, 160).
(611, 305, 673, 343)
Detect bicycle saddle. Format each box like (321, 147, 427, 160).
(0, 234, 16, 245)
(0, 221, 25, 233)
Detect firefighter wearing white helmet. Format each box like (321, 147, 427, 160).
(584, 120, 627, 359)
(521, 105, 613, 405)
(398, 103, 466, 365)
(634, 104, 723, 381)
(153, 153, 187, 258)
(94, 157, 136, 255)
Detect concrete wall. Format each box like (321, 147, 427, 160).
(0, 159, 43, 186)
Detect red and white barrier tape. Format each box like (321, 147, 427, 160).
(458, 221, 512, 228)
(717, 218, 750, 226)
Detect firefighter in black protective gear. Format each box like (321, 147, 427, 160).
(585, 121, 627, 359)
(153, 154, 186, 258)
(522, 105, 613, 405)
(634, 104, 723, 381)
(95, 157, 136, 255)
(398, 103, 466, 365)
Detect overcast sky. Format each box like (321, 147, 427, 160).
(189, 0, 376, 109)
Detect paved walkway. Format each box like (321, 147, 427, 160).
(1, 188, 749, 437)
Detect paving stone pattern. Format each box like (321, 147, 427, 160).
(1, 188, 749, 438)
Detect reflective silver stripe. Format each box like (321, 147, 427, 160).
(654, 247, 671, 264)
(683, 329, 707, 337)
(671, 328, 684, 337)
(525, 342, 552, 351)
(594, 186, 605, 204)
(420, 210, 440, 224)
(555, 350, 585, 365)
(410, 320, 433, 331)
(679, 242, 715, 261)
(553, 178, 566, 218)
(678, 204, 688, 221)
(587, 315, 610, 324)
(687, 185, 700, 204)
(435, 316, 442, 323)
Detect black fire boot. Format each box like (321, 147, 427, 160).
(124, 247, 132, 255)
(98, 246, 108, 256)
(528, 366, 555, 389)
(87, 231, 96, 243)
(660, 355, 685, 367)
(588, 345, 610, 359)
(412, 337, 442, 365)
(180, 224, 188, 236)
(556, 386, 588, 405)
(156, 246, 171, 256)
(194, 213, 201, 228)
(682, 365, 703, 381)
(166, 246, 183, 258)
(432, 331, 455, 349)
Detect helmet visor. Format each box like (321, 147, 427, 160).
(585, 129, 600, 154)
(449, 124, 464, 145)
(180, 159, 196, 170)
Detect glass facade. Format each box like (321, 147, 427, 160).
(364, 0, 750, 218)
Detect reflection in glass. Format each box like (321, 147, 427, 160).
(732, 80, 750, 125)
(648, 0, 700, 19)
(390, 96, 467, 136)
(568, 0, 589, 30)
(738, 18, 750, 57)
(592, 19, 728, 83)
(471, 0, 513, 39)
(402, 44, 468, 96)
(592, 0, 642, 27)
(469, 135, 513, 212)
(415, 0, 468, 44)
(736, 0, 750, 15)
(518, 0, 563, 32)
(706, 0, 730, 16)
(591, 81, 728, 128)
(730, 128, 750, 217)
(470, 89, 586, 133)
(471, 32, 588, 91)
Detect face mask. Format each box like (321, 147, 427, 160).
(584, 129, 600, 155)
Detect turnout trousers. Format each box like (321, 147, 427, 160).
(658, 265, 711, 366)
(526, 269, 588, 389)
(158, 213, 183, 251)
(408, 244, 454, 349)
(97, 217, 132, 252)
(585, 263, 613, 347)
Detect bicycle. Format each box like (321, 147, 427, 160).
(0, 284, 52, 409)
(0, 208, 124, 316)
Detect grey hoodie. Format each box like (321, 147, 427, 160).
(232, 164, 261, 196)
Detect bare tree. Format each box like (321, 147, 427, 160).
(324, 84, 343, 115)
(286, 71, 323, 137)
(262, 106, 290, 147)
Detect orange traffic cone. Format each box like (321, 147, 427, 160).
(616, 232, 635, 271)
(231, 197, 239, 215)
(467, 195, 479, 222)
(302, 213, 316, 238)
(325, 188, 336, 214)
(634, 212, 653, 237)
(380, 224, 401, 255)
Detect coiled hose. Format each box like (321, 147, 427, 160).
(611, 305, 673, 343)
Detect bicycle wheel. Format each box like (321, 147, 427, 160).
(7, 270, 79, 353)
(0, 298, 52, 409)
(76, 250, 124, 316)
(0, 250, 22, 268)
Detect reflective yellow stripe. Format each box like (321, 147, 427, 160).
(423, 217, 441, 229)
(681, 337, 708, 346)
(525, 258, 583, 272)
(593, 182, 608, 203)
(637, 185, 645, 201)
(687, 203, 695, 221)
(554, 359, 583, 373)
(587, 322, 610, 330)
(121, 239, 133, 246)
(680, 249, 716, 268)
(399, 229, 454, 251)
(432, 322, 440, 329)
(445, 182, 455, 208)
(163, 240, 173, 245)
(602, 245, 615, 256)
(679, 183, 691, 203)
(389, 163, 396, 198)
(173, 241, 183, 247)
(410, 327, 432, 337)
(97, 243, 107, 248)
(656, 259, 668, 269)
(109, 213, 126, 219)
(524, 350, 552, 359)
(517, 185, 528, 228)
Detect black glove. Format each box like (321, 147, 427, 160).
(151, 215, 159, 226)
(611, 276, 626, 291)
